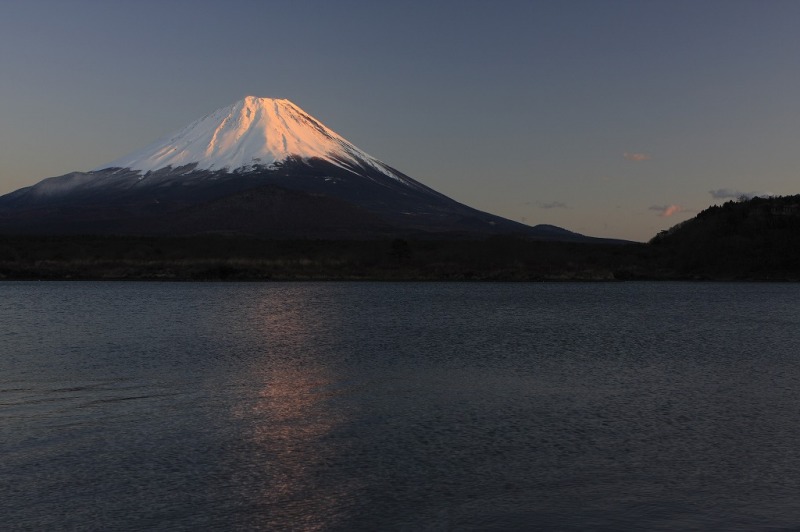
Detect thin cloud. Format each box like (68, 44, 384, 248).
(536, 201, 567, 209)
(709, 188, 773, 200)
(649, 204, 684, 218)
(623, 152, 651, 162)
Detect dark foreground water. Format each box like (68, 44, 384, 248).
(3, 282, 800, 530)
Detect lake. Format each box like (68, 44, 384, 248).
(3, 281, 800, 530)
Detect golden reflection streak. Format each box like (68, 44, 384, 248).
(231, 289, 355, 530)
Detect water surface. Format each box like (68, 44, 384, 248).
(3, 282, 800, 530)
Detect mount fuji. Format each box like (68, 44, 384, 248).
(0, 96, 591, 240)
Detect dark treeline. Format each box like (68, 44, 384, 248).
(0, 235, 654, 281)
(2, 195, 800, 281)
(650, 194, 800, 280)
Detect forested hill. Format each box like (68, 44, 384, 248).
(650, 195, 800, 279)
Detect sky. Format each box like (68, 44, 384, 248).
(1, 0, 799, 241)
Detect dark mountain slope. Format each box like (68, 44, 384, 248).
(142, 184, 396, 238)
(0, 158, 617, 240)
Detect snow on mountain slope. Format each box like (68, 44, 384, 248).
(0, 95, 607, 241)
(97, 96, 403, 181)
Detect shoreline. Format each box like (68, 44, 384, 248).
(2, 234, 798, 282)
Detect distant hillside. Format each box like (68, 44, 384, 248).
(650, 195, 800, 279)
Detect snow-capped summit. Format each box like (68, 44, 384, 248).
(0, 96, 603, 241)
(98, 96, 400, 180)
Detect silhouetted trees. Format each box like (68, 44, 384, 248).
(651, 195, 800, 278)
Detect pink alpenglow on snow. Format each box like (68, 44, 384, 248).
(97, 96, 401, 180)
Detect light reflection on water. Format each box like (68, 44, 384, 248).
(221, 285, 360, 530)
(234, 290, 353, 530)
(233, 365, 350, 531)
(3, 282, 800, 530)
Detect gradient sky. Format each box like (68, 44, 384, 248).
(2, 0, 799, 241)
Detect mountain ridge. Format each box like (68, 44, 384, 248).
(0, 96, 616, 242)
